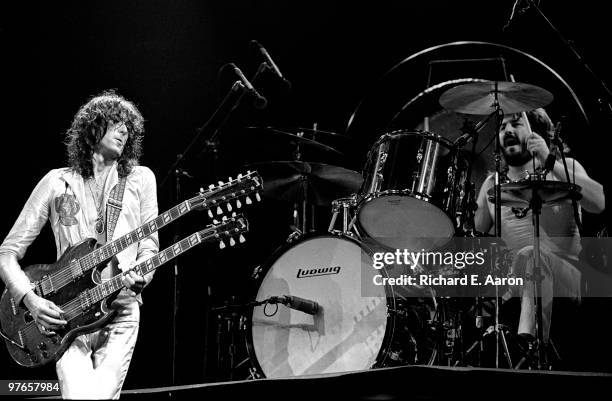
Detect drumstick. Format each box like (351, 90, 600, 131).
(509, 74, 536, 172)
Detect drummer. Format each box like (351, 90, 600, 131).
(474, 108, 605, 349)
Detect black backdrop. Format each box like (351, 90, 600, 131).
(1, 0, 611, 386)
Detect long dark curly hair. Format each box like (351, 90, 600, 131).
(64, 90, 145, 178)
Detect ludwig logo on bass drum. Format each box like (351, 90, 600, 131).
(296, 266, 341, 278)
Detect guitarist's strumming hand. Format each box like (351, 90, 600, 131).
(121, 270, 146, 297)
(22, 291, 67, 335)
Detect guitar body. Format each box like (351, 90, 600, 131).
(0, 239, 119, 367)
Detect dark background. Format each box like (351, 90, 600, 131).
(1, 0, 611, 386)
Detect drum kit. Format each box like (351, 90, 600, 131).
(216, 80, 582, 378)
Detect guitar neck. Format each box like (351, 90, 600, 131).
(62, 217, 247, 320)
(39, 171, 261, 296)
(40, 200, 192, 296)
(80, 200, 192, 273)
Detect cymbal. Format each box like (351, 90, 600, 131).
(245, 161, 363, 205)
(245, 127, 344, 155)
(487, 180, 581, 207)
(439, 81, 553, 115)
(292, 127, 351, 138)
(248, 126, 350, 138)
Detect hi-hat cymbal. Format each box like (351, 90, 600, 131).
(245, 161, 363, 205)
(487, 180, 581, 207)
(439, 81, 553, 115)
(245, 127, 344, 155)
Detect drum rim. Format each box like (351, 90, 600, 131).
(371, 129, 457, 150)
(244, 231, 399, 378)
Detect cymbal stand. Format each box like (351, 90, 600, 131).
(288, 132, 317, 238)
(461, 86, 511, 368)
(461, 238, 514, 368)
(456, 110, 496, 232)
(528, 176, 548, 369)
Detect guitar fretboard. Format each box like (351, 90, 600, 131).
(61, 216, 247, 321)
(42, 201, 192, 295)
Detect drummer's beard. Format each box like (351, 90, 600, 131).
(502, 142, 532, 166)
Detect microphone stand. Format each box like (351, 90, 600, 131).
(524, 0, 612, 116)
(160, 63, 267, 385)
(491, 84, 507, 368)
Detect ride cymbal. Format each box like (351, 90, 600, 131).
(440, 81, 553, 115)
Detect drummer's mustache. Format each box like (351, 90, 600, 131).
(503, 133, 520, 146)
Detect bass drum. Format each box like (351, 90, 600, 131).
(246, 233, 433, 378)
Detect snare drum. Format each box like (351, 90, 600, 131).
(357, 130, 464, 251)
(246, 233, 432, 378)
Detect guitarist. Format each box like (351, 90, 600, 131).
(0, 90, 159, 399)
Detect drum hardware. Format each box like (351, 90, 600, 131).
(328, 195, 360, 237)
(212, 298, 270, 381)
(246, 160, 363, 236)
(213, 297, 249, 381)
(454, 111, 498, 233)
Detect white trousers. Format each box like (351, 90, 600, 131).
(56, 321, 139, 399)
(510, 246, 581, 341)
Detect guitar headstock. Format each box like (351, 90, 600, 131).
(189, 171, 263, 217)
(199, 213, 249, 249)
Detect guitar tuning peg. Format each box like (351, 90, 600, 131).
(247, 170, 252, 174)
(238, 173, 243, 179)
(236, 199, 242, 208)
(222, 215, 228, 221)
(226, 203, 233, 212)
(216, 206, 223, 215)
(229, 237, 236, 246)
(228, 176, 233, 182)
(255, 192, 261, 202)
(218, 181, 224, 186)
(209, 184, 215, 189)
(231, 212, 237, 217)
(219, 240, 226, 249)
(208, 209, 213, 218)
(213, 219, 220, 224)
(239, 234, 246, 243)
(245, 196, 252, 205)
(199, 187, 204, 193)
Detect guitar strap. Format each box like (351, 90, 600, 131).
(106, 176, 128, 242)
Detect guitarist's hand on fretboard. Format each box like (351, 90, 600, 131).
(22, 291, 67, 334)
(121, 271, 146, 297)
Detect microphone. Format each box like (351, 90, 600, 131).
(251, 40, 292, 89)
(228, 63, 268, 109)
(269, 295, 320, 315)
(455, 119, 477, 147)
(454, 132, 473, 147)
